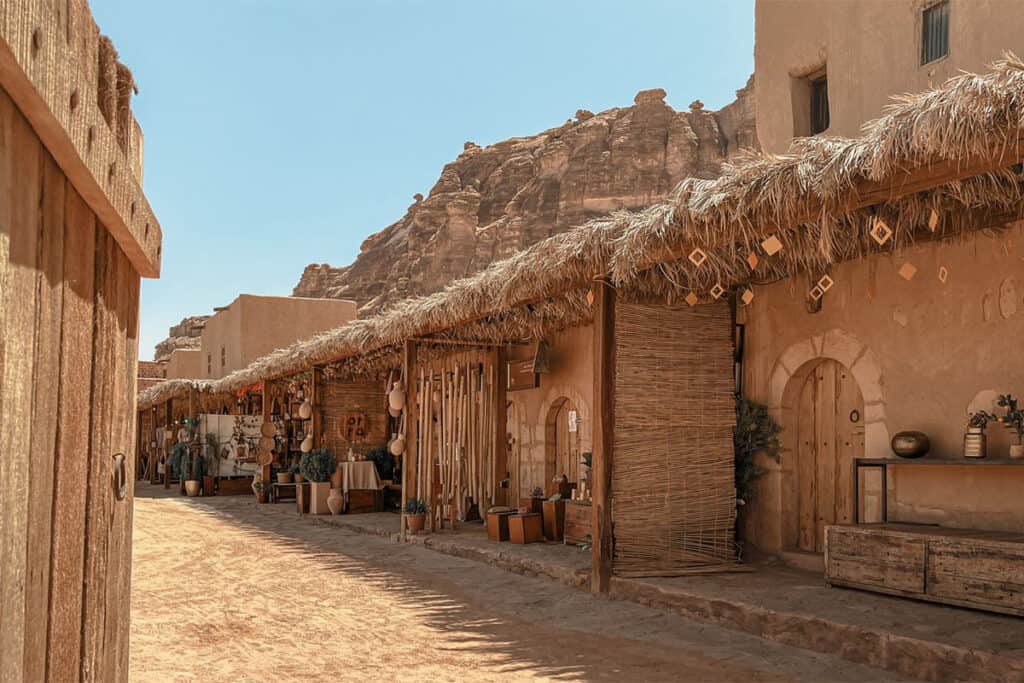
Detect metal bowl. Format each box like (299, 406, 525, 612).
(891, 431, 930, 459)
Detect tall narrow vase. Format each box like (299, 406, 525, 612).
(963, 428, 986, 458)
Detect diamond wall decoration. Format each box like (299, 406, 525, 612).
(741, 288, 754, 305)
(808, 285, 824, 301)
(710, 283, 725, 299)
(688, 247, 708, 267)
(761, 234, 783, 256)
(898, 262, 918, 280)
(817, 274, 834, 292)
(871, 218, 893, 245)
(747, 252, 759, 270)
(586, 289, 595, 306)
(928, 209, 939, 232)
(938, 266, 949, 283)
(684, 292, 699, 306)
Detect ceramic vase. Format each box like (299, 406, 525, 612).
(963, 428, 986, 458)
(184, 480, 201, 497)
(327, 488, 344, 515)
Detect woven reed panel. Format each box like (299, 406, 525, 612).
(613, 300, 736, 577)
(320, 379, 388, 457)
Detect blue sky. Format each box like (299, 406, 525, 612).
(91, 1, 755, 360)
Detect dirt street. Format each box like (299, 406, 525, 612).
(129, 486, 905, 682)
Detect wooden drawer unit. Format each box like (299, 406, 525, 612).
(826, 523, 1024, 617)
(564, 501, 592, 545)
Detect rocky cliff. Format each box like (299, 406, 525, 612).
(293, 78, 757, 312)
(154, 315, 209, 361)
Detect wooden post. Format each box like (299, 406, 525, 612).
(493, 346, 508, 507)
(401, 340, 418, 541)
(163, 399, 172, 489)
(260, 382, 272, 487)
(591, 279, 615, 593)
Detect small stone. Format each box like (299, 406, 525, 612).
(575, 109, 594, 122)
(689, 99, 705, 111)
(413, 193, 423, 202)
(634, 88, 667, 106)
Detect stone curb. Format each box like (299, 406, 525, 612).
(310, 513, 1023, 683)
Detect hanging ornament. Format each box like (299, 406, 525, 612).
(586, 289, 595, 306)
(688, 248, 708, 267)
(809, 285, 825, 301)
(817, 275, 834, 293)
(747, 253, 759, 270)
(298, 399, 313, 420)
(928, 209, 939, 232)
(761, 234, 783, 256)
(870, 218, 893, 245)
(938, 266, 949, 283)
(389, 436, 406, 456)
(300, 435, 313, 453)
(898, 262, 918, 281)
(710, 283, 725, 299)
(684, 292, 699, 306)
(388, 405, 401, 418)
(740, 288, 755, 305)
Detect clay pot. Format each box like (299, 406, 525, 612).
(407, 513, 426, 533)
(327, 488, 344, 515)
(298, 400, 313, 420)
(891, 431, 930, 459)
(184, 480, 201, 497)
(300, 435, 313, 453)
(963, 428, 987, 458)
(294, 473, 305, 483)
(389, 436, 406, 456)
(276, 472, 293, 484)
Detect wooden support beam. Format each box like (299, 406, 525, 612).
(311, 367, 322, 449)
(411, 336, 524, 348)
(401, 340, 418, 541)
(493, 346, 508, 507)
(591, 280, 615, 594)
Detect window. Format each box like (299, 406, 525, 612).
(921, 1, 949, 65)
(809, 75, 829, 135)
(220, 346, 226, 368)
(207, 354, 212, 375)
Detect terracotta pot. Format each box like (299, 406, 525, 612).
(294, 474, 305, 483)
(327, 488, 344, 515)
(277, 472, 293, 484)
(184, 480, 201, 497)
(891, 431, 930, 459)
(407, 513, 426, 533)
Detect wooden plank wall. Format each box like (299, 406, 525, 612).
(320, 379, 388, 457)
(0, 84, 140, 682)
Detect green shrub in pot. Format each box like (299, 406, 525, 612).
(299, 448, 336, 483)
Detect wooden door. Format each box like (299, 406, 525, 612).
(796, 360, 865, 553)
(545, 397, 577, 489)
(0, 86, 139, 682)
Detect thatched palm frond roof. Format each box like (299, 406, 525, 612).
(138, 55, 1024, 411)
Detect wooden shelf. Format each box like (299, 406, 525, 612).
(856, 457, 1024, 466)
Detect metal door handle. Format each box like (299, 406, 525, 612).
(111, 452, 127, 501)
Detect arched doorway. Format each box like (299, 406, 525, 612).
(545, 396, 579, 492)
(788, 359, 865, 553)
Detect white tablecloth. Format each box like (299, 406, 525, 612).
(338, 461, 381, 495)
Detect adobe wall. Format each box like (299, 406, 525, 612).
(506, 325, 594, 500)
(741, 223, 1024, 553)
(754, 0, 1024, 154)
(165, 348, 202, 380)
(237, 295, 357, 372)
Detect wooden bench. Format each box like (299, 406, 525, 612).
(825, 523, 1024, 617)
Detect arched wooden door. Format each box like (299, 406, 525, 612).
(545, 397, 578, 489)
(796, 359, 865, 553)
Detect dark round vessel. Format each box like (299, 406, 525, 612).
(891, 431, 930, 459)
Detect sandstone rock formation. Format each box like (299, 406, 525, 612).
(154, 315, 209, 361)
(293, 80, 757, 313)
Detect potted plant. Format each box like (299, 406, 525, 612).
(290, 463, 304, 483)
(520, 486, 545, 514)
(997, 394, 1024, 459)
(365, 445, 394, 481)
(300, 448, 336, 514)
(276, 465, 293, 484)
(965, 409, 997, 458)
(252, 479, 268, 504)
(203, 433, 220, 496)
(405, 498, 427, 533)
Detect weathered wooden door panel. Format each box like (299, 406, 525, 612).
(797, 360, 864, 553)
(0, 84, 139, 682)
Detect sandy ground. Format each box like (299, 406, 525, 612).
(129, 485, 907, 682)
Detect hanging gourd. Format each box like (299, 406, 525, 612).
(300, 434, 313, 453)
(389, 435, 406, 456)
(388, 405, 401, 418)
(388, 382, 406, 412)
(298, 399, 313, 420)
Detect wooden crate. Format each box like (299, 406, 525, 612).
(564, 501, 592, 545)
(509, 513, 543, 544)
(347, 489, 382, 514)
(542, 499, 565, 541)
(825, 523, 1024, 616)
(487, 511, 515, 542)
(217, 477, 254, 496)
